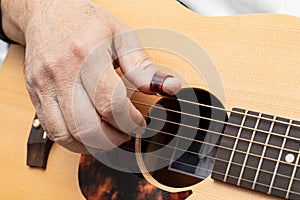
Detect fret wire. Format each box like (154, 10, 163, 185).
(128, 87, 300, 129)
(143, 123, 300, 169)
(237, 113, 262, 186)
(286, 147, 300, 199)
(268, 119, 292, 195)
(251, 116, 276, 190)
(132, 100, 300, 142)
(128, 87, 300, 196)
(223, 110, 248, 182)
(145, 114, 300, 156)
(140, 138, 300, 196)
(141, 137, 300, 182)
(212, 170, 300, 196)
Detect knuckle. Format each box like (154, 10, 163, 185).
(97, 99, 114, 119)
(67, 42, 88, 65)
(25, 51, 72, 84)
(97, 96, 127, 120)
(52, 133, 74, 148)
(25, 58, 67, 95)
(71, 124, 118, 151)
(96, 83, 128, 120)
(72, 125, 108, 149)
(25, 65, 44, 86)
(25, 81, 38, 102)
(40, 56, 66, 83)
(72, 125, 98, 141)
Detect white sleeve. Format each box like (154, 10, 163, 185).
(178, 0, 300, 17)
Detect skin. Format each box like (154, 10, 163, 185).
(1, 0, 181, 153)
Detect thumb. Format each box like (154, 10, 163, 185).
(112, 29, 182, 95)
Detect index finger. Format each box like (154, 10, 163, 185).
(112, 25, 182, 95)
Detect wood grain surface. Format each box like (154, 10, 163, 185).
(1, 0, 300, 199)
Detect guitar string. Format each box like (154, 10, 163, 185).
(213, 170, 300, 196)
(142, 124, 300, 169)
(134, 100, 300, 143)
(125, 88, 300, 181)
(127, 87, 300, 124)
(145, 114, 300, 155)
(145, 124, 300, 157)
(127, 87, 300, 130)
(131, 99, 300, 143)
(140, 137, 300, 184)
(141, 140, 300, 196)
(143, 139, 300, 194)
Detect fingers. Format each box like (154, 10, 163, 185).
(95, 67, 146, 134)
(80, 48, 146, 135)
(112, 26, 182, 95)
(58, 80, 132, 151)
(26, 86, 89, 153)
(23, 7, 182, 154)
(26, 67, 132, 152)
(39, 99, 89, 154)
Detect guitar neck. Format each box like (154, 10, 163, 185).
(212, 108, 300, 200)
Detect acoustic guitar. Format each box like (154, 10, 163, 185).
(0, 0, 300, 199)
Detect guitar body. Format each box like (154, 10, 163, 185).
(0, 0, 300, 199)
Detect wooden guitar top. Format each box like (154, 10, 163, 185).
(1, 0, 300, 199)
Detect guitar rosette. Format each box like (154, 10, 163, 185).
(72, 28, 226, 174)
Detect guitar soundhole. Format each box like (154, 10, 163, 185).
(141, 88, 227, 188)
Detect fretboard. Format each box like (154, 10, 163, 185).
(212, 108, 300, 200)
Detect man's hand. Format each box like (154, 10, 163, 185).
(2, 0, 181, 153)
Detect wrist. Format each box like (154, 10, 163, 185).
(1, 0, 99, 46)
(1, 0, 37, 45)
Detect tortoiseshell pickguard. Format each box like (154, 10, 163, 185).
(79, 155, 192, 200)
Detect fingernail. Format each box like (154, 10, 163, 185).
(163, 77, 182, 95)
